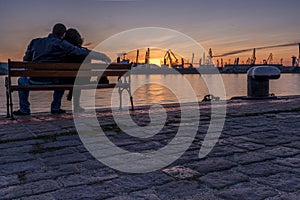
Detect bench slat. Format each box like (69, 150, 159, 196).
(9, 70, 130, 77)
(10, 83, 118, 91)
(9, 62, 132, 70)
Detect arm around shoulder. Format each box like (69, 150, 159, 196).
(63, 40, 111, 63)
(89, 51, 111, 63)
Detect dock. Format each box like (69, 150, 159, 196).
(0, 97, 299, 199)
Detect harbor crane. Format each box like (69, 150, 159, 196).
(246, 48, 256, 65)
(250, 48, 256, 65)
(163, 49, 181, 68)
(145, 48, 150, 64)
(134, 49, 139, 66)
(263, 53, 273, 65)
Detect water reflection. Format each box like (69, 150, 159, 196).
(0, 74, 299, 115)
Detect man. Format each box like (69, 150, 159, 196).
(14, 23, 111, 115)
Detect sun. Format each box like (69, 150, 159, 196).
(150, 58, 162, 66)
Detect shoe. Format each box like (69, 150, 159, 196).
(13, 110, 30, 116)
(51, 109, 66, 114)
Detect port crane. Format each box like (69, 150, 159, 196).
(134, 49, 139, 66)
(263, 53, 273, 65)
(246, 48, 256, 65)
(145, 48, 150, 64)
(163, 49, 182, 68)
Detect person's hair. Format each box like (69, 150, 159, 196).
(52, 23, 67, 38)
(64, 28, 83, 46)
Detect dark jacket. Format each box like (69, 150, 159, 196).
(24, 34, 91, 62)
(23, 34, 91, 82)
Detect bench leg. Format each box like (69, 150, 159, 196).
(117, 75, 134, 111)
(9, 91, 15, 120)
(118, 87, 134, 111)
(5, 77, 10, 118)
(6, 90, 10, 118)
(118, 88, 123, 110)
(130, 95, 134, 111)
(5, 76, 15, 120)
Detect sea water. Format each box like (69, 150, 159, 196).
(0, 74, 300, 115)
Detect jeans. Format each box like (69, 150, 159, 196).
(18, 77, 65, 114)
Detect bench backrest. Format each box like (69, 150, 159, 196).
(7, 59, 132, 78)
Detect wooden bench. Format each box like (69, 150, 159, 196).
(5, 59, 134, 118)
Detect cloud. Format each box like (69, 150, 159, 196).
(214, 42, 299, 57)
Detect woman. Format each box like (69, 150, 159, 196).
(64, 28, 110, 112)
(64, 28, 86, 63)
(63, 28, 86, 112)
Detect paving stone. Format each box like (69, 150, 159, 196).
(236, 162, 291, 177)
(272, 157, 300, 168)
(265, 146, 300, 158)
(256, 173, 300, 192)
(199, 170, 249, 189)
(0, 131, 35, 142)
(172, 150, 201, 166)
(0, 160, 43, 175)
(76, 145, 89, 153)
(52, 184, 114, 200)
(81, 167, 119, 180)
(162, 166, 200, 180)
(20, 193, 56, 200)
(232, 141, 265, 151)
(40, 139, 82, 149)
(226, 151, 275, 165)
(23, 171, 62, 183)
(246, 133, 290, 146)
(106, 189, 160, 200)
(276, 192, 300, 200)
(0, 145, 35, 156)
(188, 158, 237, 175)
(107, 172, 174, 193)
(283, 141, 300, 150)
(58, 170, 118, 187)
(54, 134, 79, 141)
(0, 180, 60, 199)
(155, 180, 215, 200)
(57, 174, 97, 187)
(37, 147, 78, 159)
(205, 144, 246, 157)
(0, 175, 19, 188)
(22, 163, 80, 183)
(0, 139, 43, 149)
(0, 153, 35, 165)
(77, 159, 106, 170)
(53, 163, 81, 175)
(222, 127, 252, 137)
(217, 182, 278, 200)
(41, 153, 87, 166)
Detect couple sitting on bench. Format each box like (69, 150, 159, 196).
(14, 23, 111, 116)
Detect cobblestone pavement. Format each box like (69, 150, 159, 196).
(0, 97, 300, 200)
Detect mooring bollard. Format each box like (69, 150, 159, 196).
(247, 66, 281, 99)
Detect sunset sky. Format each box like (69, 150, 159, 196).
(1, 0, 300, 66)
